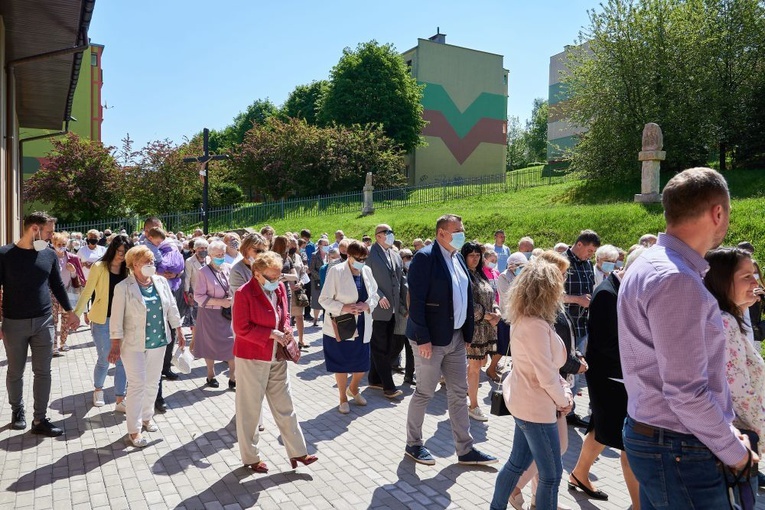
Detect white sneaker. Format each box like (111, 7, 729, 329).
(114, 400, 126, 413)
(142, 420, 158, 432)
(93, 390, 105, 407)
(509, 492, 525, 510)
(468, 406, 489, 422)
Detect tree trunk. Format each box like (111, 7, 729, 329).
(719, 142, 727, 172)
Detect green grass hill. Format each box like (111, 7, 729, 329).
(259, 168, 765, 260)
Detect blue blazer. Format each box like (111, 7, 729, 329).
(405, 243, 474, 346)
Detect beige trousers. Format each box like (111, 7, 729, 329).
(235, 356, 308, 465)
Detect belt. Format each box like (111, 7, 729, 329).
(630, 419, 691, 439)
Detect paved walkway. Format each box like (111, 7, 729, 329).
(0, 323, 762, 510)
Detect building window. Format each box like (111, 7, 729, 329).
(503, 74, 507, 85)
(91, 53, 98, 66)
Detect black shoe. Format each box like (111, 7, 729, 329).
(163, 370, 179, 381)
(206, 377, 220, 388)
(154, 400, 168, 413)
(229, 379, 236, 391)
(403, 377, 416, 386)
(566, 414, 590, 428)
(568, 473, 609, 500)
(11, 408, 26, 430)
(30, 418, 63, 437)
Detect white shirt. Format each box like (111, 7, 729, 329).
(77, 244, 106, 280)
(224, 252, 243, 266)
(438, 242, 469, 330)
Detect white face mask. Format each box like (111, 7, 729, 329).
(55, 246, 67, 254)
(140, 265, 156, 277)
(33, 228, 48, 251)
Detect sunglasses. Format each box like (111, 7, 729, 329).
(355, 257, 368, 263)
(377, 229, 394, 235)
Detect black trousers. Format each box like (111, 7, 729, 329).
(156, 328, 176, 404)
(393, 333, 414, 380)
(368, 318, 397, 391)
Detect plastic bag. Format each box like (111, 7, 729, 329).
(172, 345, 194, 374)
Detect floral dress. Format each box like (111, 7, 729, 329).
(466, 270, 498, 360)
(722, 311, 765, 455)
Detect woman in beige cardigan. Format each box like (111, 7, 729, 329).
(490, 257, 573, 510)
(319, 240, 379, 414)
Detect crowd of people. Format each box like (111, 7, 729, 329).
(0, 166, 763, 508)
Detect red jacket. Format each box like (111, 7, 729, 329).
(233, 278, 291, 361)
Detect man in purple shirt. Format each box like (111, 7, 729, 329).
(618, 167, 758, 509)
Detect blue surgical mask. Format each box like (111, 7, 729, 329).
(522, 251, 532, 260)
(321, 245, 329, 254)
(404, 260, 411, 270)
(486, 261, 497, 269)
(352, 260, 365, 271)
(262, 279, 280, 292)
(615, 260, 624, 269)
(385, 233, 395, 246)
(449, 232, 465, 251)
(212, 257, 225, 266)
(514, 266, 524, 276)
(601, 261, 615, 273)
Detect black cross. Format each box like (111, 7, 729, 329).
(183, 128, 228, 234)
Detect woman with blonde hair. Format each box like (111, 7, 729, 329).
(108, 245, 184, 447)
(50, 232, 86, 354)
(233, 251, 317, 473)
(490, 257, 574, 510)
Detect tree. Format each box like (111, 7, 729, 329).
(320, 41, 425, 152)
(123, 139, 202, 215)
(525, 98, 548, 163)
(565, 0, 765, 180)
(234, 117, 406, 200)
(204, 99, 279, 152)
(506, 116, 530, 170)
(281, 80, 328, 125)
(24, 133, 125, 221)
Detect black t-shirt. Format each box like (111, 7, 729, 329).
(0, 243, 69, 320)
(107, 270, 126, 317)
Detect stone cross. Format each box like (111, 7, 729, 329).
(634, 123, 665, 203)
(362, 172, 375, 216)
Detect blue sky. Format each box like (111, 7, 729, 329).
(89, 1, 596, 150)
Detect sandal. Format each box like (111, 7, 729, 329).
(244, 461, 268, 473)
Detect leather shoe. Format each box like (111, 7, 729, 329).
(162, 370, 179, 380)
(31, 418, 63, 437)
(154, 400, 168, 413)
(11, 408, 26, 430)
(566, 414, 590, 428)
(403, 377, 416, 386)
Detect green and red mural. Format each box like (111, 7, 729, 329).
(420, 82, 507, 164)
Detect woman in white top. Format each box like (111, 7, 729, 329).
(78, 229, 107, 280)
(704, 248, 765, 456)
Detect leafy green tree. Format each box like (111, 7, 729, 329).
(234, 118, 405, 200)
(281, 81, 328, 125)
(24, 133, 125, 221)
(320, 41, 425, 152)
(506, 116, 530, 170)
(525, 98, 548, 163)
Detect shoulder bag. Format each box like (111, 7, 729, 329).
(210, 268, 232, 321)
(273, 290, 300, 363)
(490, 334, 513, 416)
(331, 313, 358, 342)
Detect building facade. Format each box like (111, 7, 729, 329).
(547, 44, 589, 162)
(402, 33, 508, 184)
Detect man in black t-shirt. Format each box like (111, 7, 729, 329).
(0, 212, 80, 436)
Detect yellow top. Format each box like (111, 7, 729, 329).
(74, 261, 111, 324)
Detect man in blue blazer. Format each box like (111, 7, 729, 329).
(404, 214, 497, 466)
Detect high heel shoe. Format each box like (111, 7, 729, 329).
(289, 454, 318, 469)
(568, 473, 608, 500)
(244, 461, 268, 473)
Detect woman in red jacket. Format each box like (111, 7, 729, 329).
(232, 251, 317, 474)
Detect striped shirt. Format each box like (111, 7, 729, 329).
(617, 233, 747, 466)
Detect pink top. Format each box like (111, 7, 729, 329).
(483, 266, 500, 303)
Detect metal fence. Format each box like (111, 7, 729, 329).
(56, 166, 575, 234)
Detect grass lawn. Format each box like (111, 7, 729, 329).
(255, 168, 765, 261)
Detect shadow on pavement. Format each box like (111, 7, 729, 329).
(152, 416, 237, 476)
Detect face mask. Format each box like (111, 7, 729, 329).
(86, 239, 98, 246)
(212, 257, 225, 266)
(340, 253, 348, 261)
(33, 229, 49, 252)
(72, 241, 81, 250)
(615, 260, 624, 269)
(141, 265, 156, 277)
(522, 251, 532, 260)
(321, 245, 329, 254)
(262, 277, 280, 292)
(352, 260, 365, 271)
(486, 261, 497, 269)
(229, 241, 240, 250)
(329, 258, 341, 266)
(385, 233, 395, 246)
(448, 232, 465, 251)
(55, 246, 67, 254)
(248, 256, 256, 264)
(601, 261, 615, 273)
(197, 250, 208, 259)
(404, 260, 411, 270)
(514, 266, 524, 276)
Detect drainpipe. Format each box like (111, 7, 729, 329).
(5, 30, 89, 237)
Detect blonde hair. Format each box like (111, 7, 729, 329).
(536, 250, 570, 274)
(147, 227, 166, 240)
(125, 245, 154, 271)
(250, 251, 283, 273)
(241, 232, 267, 256)
(86, 229, 100, 238)
(52, 232, 69, 245)
(506, 259, 565, 324)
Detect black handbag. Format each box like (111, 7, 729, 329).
(490, 329, 512, 417)
(331, 313, 358, 341)
(210, 268, 232, 321)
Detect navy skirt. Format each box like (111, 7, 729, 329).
(323, 331, 370, 373)
(496, 320, 511, 357)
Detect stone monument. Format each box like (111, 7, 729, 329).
(362, 172, 375, 215)
(634, 122, 665, 203)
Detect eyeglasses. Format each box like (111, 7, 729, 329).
(355, 257, 368, 262)
(376, 230, 394, 235)
(255, 249, 265, 254)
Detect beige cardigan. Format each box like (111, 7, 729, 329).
(505, 316, 569, 423)
(319, 262, 379, 343)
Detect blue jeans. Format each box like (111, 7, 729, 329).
(623, 417, 730, 509)
(490, 417, 561, 510)
(92, 319, 126, 396)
